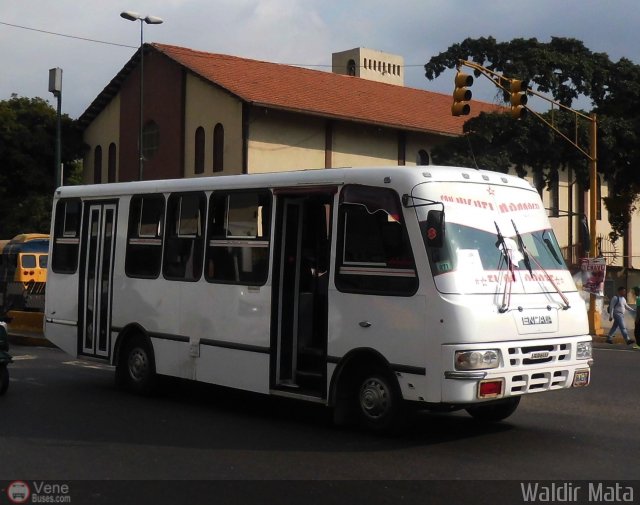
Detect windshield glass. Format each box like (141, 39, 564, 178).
(425, 222, 566, 276)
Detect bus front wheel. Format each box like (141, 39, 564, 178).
(355, 369, 403, 433)
(116, 335, 157, 395)
(465, 397, 520, 422)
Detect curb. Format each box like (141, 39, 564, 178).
(4, 310, 53, 347)
(591, 334, 639, 350)
(7, 332, 54, 348)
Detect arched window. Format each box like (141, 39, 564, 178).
(347, 59, 356, 76)
(417, 149, 430, 166)
(142, 120, 160, 160)
(213, 123, 224, 173)
(94, 145, 102, 184)
(194, 126, 205, 175)
(108, 143, 117, 183)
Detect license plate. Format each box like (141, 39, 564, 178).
(573, 369, 590, 387)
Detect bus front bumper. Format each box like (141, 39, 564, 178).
(441, 364, 591, 403)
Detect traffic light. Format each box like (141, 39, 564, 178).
(452, 71, 473, 116)
(509, 79, 529, 119)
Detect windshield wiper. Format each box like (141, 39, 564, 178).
(495, 222, 515, 313)
(541, 230, 563, 265)
(511, 219, 571, 310)
(511, 220, 533, 276)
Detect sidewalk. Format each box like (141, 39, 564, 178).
(5, 310, 52, 347)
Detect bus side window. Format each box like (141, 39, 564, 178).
(205, 191, 271, 286)
(162, 192, 206, 282)
(336, 185, 418, 296)
(125, 194, 165, 279)
(52, 199, 82, 274)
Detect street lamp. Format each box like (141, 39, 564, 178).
(120, 10, 163, 181)
(48, 67, 63, 188)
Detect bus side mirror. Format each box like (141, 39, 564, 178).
(580, 215, 590, 256)
(424, 210, 445, 248)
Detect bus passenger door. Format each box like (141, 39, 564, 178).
(80, 202, 117, 359)
(272, 193, 333, 398)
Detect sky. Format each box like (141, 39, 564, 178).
(1, 0, 639, 119)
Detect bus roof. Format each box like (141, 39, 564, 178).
(3, 239, 49, 254)
(10, 233, 49, 243)
(54, 166, 536, 199)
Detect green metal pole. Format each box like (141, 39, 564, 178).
(139, 21, 144, 181)
(55, 91, 62, 188)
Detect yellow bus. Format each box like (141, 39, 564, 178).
(0, 234, 49, 312)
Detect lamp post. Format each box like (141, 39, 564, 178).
(120, 10, 163, 181)
(48, 67, 62, 188)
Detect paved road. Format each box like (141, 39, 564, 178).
(0, 343, 638, 504)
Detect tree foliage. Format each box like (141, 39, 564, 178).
(0, 95, 84, 238)
(425, 37, 640, 241)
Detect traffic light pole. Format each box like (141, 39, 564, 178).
(588, 113, 600, 335)
(454, 60, 601, 335)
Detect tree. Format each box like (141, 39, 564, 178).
(0, 95, 84, 238)
(424, 37, 640, 240)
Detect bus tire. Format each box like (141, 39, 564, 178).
(465, 397, 520, 422)
(355, 369, 404, 433)
(0, 366, 8, 395)
(116, 335, 156, 395)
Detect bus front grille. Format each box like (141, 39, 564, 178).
(508, 343, 570, 367)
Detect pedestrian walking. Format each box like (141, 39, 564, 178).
(607, 286, 637, 346)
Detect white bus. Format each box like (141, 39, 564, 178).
(44, 166, 592, 432)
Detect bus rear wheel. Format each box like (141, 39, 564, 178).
(355, 369, 403, 433)
(465, 397, 520, 422)
(116, 335, 156, 395)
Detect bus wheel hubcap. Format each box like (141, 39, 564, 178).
(129, 348, 148, 381)
(360, 378, 389, 419)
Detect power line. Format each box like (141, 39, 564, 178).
(1, 20, 429, 69)
(0, 20, 136, 49)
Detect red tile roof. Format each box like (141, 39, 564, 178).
(153, 43, 499, 136)
(80, 43, 500, 135)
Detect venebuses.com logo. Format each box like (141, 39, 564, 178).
(4, 481, 71, 504)
(6, 481, 30, 504)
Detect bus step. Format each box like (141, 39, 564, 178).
(296, 370, 323, 379)
(299, 346, 324, 357)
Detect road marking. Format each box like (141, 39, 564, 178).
(62, 360, 114, 370)
(11, 355, 37, 361)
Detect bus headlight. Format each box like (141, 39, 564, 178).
(576, 341, 592, 360)
(455, 350, 500, 370)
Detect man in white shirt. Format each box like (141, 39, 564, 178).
(607, 286, 637, 345)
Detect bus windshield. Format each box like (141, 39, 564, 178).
(425, 221, 566, 276)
